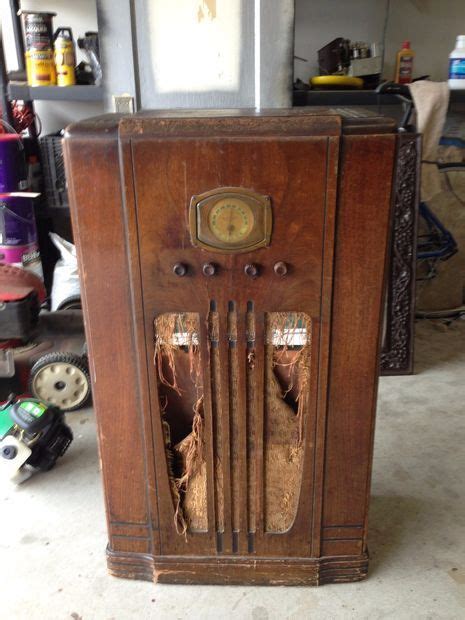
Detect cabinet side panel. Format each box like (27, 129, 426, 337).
(322, 134, 396, 543)
(63, 130, 155, 552)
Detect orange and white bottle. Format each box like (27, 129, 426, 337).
(395, 41, 415, 84)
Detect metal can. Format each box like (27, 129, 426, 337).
(21, 11, 57, 86)
(54, 28, 76, 86)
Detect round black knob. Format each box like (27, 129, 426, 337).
(244, 263, 259, 278)
(173, 262, 187, 277)
(202, 262, 216, 277)
(274, 261, 288, 277)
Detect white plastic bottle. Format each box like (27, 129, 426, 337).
(449, 35, 465, 89)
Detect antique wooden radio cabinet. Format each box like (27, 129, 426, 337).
(64, 109, 397, 586)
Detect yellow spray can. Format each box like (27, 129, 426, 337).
(54, 28, 76, 87)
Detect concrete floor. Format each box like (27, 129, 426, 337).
(1, 319, 464, 620)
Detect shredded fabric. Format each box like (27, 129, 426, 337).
(267, 312, 312, 446)
(153, 310, 312, 536)
(154, 313, 205, 535)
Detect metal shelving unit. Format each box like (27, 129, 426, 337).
(0, 0, 101, 288)
(1, 0, 103, 126)
(8, 82, 103, 102)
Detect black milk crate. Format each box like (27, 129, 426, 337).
(39, 133, 69, 209)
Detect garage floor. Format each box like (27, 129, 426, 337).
(1, 319, 464, 620)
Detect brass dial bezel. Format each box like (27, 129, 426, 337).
(189, 187, 272, 253)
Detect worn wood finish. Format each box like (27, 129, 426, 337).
(106, 548, 369, 585)
(64, 109, 397, 586)
(322, 133, 396, 558)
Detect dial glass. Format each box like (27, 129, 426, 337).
(208, 197, 255, 243)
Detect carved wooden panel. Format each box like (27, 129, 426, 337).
(381, 133, 421, 375)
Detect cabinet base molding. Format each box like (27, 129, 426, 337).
(106, 547, 369, 586)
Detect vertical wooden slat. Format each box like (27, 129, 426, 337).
(198, 313, 216, 541)
(208, 306, 225, 550)
(228, 303, 239, 548)
(235, 304, 249, 554)
(218, 308, 233, 553)
(246, 302, 256, 550)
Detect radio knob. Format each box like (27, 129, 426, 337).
(173, 262, 188, 277)
(202, 262, 217, 277)
(274, 261, 288, 277)
(244, 263, 259, 278)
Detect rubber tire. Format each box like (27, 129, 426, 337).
(56, 295, 82, 311)
(29, 352, 91, 412)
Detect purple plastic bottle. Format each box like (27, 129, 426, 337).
(0, 193, 43, 279)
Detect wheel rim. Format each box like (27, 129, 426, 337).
(32, 362, 89, 409)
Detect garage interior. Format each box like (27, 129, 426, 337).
(1, 1, 464, 618)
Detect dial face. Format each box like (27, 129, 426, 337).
(190, 187, 272, 253)
(208, 197, 255, 243)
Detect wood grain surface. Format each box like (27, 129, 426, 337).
(64, 109, 396, 585)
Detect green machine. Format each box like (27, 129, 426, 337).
(0, 396, 72, 482)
